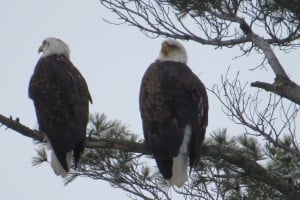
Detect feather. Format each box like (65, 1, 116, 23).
(169, 125, 192, 187)
(50, 150, 72, 177)
(140, 39, 208, 187)
(29, 38, 91, 176)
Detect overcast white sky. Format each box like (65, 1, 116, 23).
(0, 1, 299, 199)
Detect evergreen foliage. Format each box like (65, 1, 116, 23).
(31, 110, 300, 199)
(1, 0, 300, 199)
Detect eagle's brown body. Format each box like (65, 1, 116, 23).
(140, 60, 208, 185)
(29, 53, 92, 173)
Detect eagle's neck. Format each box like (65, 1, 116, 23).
(158, 51, 187, 63)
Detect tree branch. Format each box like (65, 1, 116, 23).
(1, 113, 300, 198)
(237, 19, 300, 105)
(99, 0, 300, 105)
(206, 145, 300, 200)
(248, 32, 289, 78)
(0, 113, 148, 154)
(251, 77, 300, 105)
(100, 0, 251, 47)
(0, 113, 43, 141)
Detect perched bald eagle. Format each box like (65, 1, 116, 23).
(29, 37, 92, 177)
(139, 39, 208, 187)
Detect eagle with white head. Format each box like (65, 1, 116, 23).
(139, 39, 208, 187)
(29, 37, 92, 177)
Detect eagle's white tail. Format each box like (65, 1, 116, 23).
(169, 154, 188, 187)
(50, 151, 72, 177)
(168, 125, 192, 187)
(45, 138, 72, 177)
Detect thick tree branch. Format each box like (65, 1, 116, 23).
(248, 33, 289, 78)
(237, 20, 300, 105)
(251, 77, 300, 105)
(0, 114, 43, 141)
(0, 113, 148, 154)
(1, 113, 300, 198)
(86, 137, 149, 154)
(207, 145, 300, 200)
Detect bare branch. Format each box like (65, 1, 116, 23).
(210, 71, 300, 158)
(0, 113, 43, 141)
(251, 77, 300, 105)
(100, 0, 252, 46)
(248, 32, 289, 78)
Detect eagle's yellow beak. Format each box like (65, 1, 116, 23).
(161, 43, 171, 55)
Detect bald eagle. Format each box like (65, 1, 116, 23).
(29, 37, 92, 177)
(139, 39, 208, 187)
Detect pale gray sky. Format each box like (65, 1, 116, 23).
(0, 1, 299, 199)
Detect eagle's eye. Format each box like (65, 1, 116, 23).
(169, 44, 178, 49)
(42, 40, 49, 47)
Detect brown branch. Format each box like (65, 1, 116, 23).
(0, 113, 148, 154)
(237, 19, 300, 105)
(0, 113, 44, 141)
(251, 76, 300, 105)
(208, 145, 300, 200)
(1, 113, 300, 198)
(248, 33, 289, 78)
(86, 137, 149, 154)
(100, 0, 251, 47)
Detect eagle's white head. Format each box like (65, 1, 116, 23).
(38, 37, 70, 58)
(158, 39, 188, 63)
